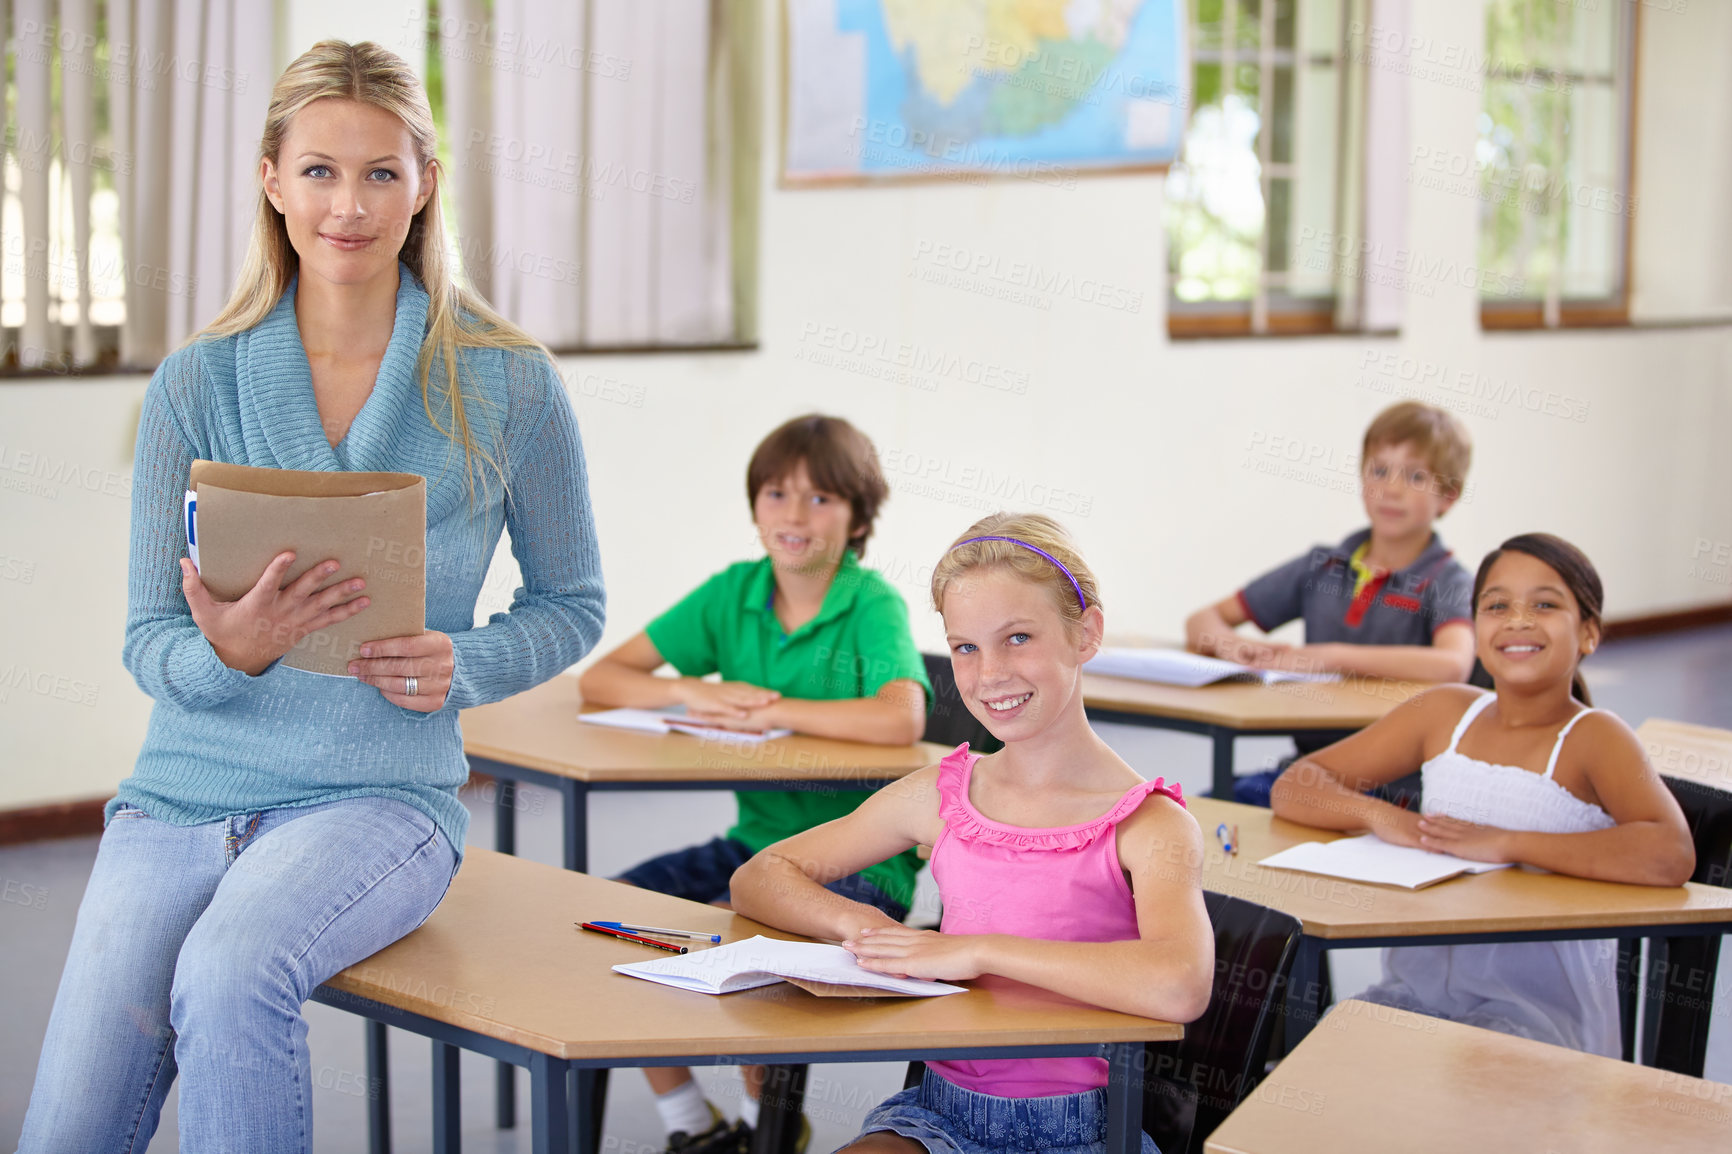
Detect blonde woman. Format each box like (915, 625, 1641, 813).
(18, 41, 603, 1150)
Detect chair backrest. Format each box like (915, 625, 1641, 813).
(1637, 719, 1732, 888)
(920, 653, 1003, 753)
(1142, 892, 1303, 1154)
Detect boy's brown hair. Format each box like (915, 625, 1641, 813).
(1362, 401, 1473, 500)
(746, 414, 890, 558)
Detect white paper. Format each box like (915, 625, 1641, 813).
(578, 707, 792, 744)
(1086, 647, 1338, 688)
(613, 935, 967, 997)
(183, 489, 200, 571)
(1259, 834, 1512, 890)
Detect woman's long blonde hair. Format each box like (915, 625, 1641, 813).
(200, 39, 546, 496)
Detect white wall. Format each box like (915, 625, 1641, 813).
(2, 0, 1728, 811)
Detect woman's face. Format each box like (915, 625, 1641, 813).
(261, 98, 433, 297)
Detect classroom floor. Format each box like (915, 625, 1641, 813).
(3, 624, 1730, 1151)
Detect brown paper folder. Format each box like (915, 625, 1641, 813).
(188, 460, 426, 676)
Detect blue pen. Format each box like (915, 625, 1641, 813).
(1216, 822, 1238, 856)
(591, 920, 721, 943)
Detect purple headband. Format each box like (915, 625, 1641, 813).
(953, 536, 1088, 610)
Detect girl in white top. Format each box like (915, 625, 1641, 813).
(1272, 533, 1694, 1055)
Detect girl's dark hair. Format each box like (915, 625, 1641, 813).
(1472, 532, 1603, 706)
(746, 414, 889, 558)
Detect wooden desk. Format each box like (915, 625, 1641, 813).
(319, 850, 1181, 1154)
(461, 676, 948, 872)
(1082, 672, 1427, 797)
(1639, 718, 1732, 795)
(1186, 797, 1732, 1073)
(1205, 999, 1731, 1153)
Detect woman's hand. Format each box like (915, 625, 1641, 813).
(678, 679, 780, 719)
(181, 553, 370, 676)
(349, 631, 455, 712)
(842, 927, 986, 982)
(1418, 815, 1514, 863)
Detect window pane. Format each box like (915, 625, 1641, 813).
(1166, 92, 1266, 303)
(1271, 65, 1295, 164)
(1196, 0, 1226, 51)
(1274, 0, 1297, 49)
(1266, 177, 1292, 273)
(1236, 0, 1262, 51)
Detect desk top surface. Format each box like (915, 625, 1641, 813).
(1205, 999, 1732, 1154)
(461, 677, 950, 783)
(1639, 718, 1732, 794)
(1082, 673, 1428, 731)
(321, 849, 1184, 1061)
(1188, 797, 1732, 939)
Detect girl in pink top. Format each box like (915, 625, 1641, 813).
(732, 513, 1213, 1154)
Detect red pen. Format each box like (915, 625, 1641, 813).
(578, 922, 688, 953)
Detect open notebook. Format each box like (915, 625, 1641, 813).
(578, 707, 793, 744)
(1085, 647, 1338, 688)
(1259, 834, 1513, 890)
(613, 935, 967, 998)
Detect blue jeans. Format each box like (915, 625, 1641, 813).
(16, 796, 458, 1154)
(618, 835, 910, 922)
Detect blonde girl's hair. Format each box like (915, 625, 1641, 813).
(198, 39, 551, 496)
(931, 512, 1101, 629)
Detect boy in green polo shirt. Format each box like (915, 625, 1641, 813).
(578, 413, 930, 1153)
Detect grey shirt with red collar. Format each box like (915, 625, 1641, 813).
(1237, 528, 1473, 648)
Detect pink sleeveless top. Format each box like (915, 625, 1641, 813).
(927, 744, 1186, 1098)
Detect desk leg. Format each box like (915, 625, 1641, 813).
(529, 1055, 572, 1154)
(755, 1065, 809, 1154)
(573, 1068, 608, 1154)
(495, 778, 518, 1130)
(366, 1020, 391, 1154)
(433, 1042, 461, 1154)
(1210, 733, 1235, 800)
(1104, 1043, 1145, 1154)
(564, 781, 587, 873)
(495, 777, 518, 856)
(1285, 938, 1326, 1048)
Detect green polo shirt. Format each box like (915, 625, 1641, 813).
(645, 551, 932, 906)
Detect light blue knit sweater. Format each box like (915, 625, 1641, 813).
(112, 268, 605, 852)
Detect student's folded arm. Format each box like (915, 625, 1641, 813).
(730, 765, 945, 940)
(1184, 595, 1249, 656)
(1271, 687, 1467, 838)
(963, 801, 1214, 1022)
(444, 358, 606, 711)
(1293, 622, 1475, 683)
(1492, 714, 1695, 886)
(576, 631, 685, 709)
(122, 362, 257, 711)
(760, 679, 926, 745)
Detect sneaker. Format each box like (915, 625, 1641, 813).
(734, 1113, 811, 1154)
(665, 1103, 749, 1154)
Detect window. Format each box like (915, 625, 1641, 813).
(1166, 0, 1345, 337)
(1477, 0, 1634, 329)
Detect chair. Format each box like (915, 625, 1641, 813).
(1140, 892, 1303, 1154)
(1633, 719, 1732, 1072)
(900, 893, 1301, 1154)
(920, 653, 1003, 753)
